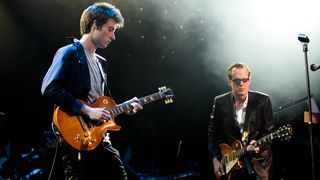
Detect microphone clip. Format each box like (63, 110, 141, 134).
(310, 64, 320, 71)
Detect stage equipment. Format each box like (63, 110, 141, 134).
(310, 64, 320, 71)
(298, 33, 315, 180)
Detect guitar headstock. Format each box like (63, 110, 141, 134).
(276, 124, 293, 141)
(158, 86, 174, 104)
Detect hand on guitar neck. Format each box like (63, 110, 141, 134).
(245, 140, 260, 154)
(80, 97, 143, 123)
(123, 97, 143, 115)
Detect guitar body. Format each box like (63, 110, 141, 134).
(218, 140, 245, 180)
(53, 96, 121, 151)
(219, 140, 244, 174)
(53, 86, 175, 151)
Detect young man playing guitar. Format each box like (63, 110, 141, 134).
(41, 2, 142, 179)
(208, 62, 274, 180)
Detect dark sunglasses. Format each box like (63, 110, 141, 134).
(232, 78, 250, 85)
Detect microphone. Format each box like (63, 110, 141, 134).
(310, 64, 320, 71)
(298, 33, 310, 43)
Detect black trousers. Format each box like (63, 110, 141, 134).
(61, 142, 127, 180)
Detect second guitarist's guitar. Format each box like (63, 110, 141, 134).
(53, 86, 174, 151)
(217, 124, 293, 180)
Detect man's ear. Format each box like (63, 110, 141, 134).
(91, 20, 97, 31)
(227, 79, 232, 87)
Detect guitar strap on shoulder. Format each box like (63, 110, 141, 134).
(96, 59, 107, 95)
(96, 57, 113, 98)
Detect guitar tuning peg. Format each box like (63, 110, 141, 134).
(165, 98, 173, 104)
(158, 86, 167, 91)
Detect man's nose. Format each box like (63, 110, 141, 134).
(111, 33, 116, 41)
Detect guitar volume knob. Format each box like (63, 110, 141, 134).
(75, 134, 80, 141)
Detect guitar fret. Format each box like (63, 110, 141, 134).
(124, 103, 131, 111)
(115, 107, 120, 114)
(139, 93, 162, 105)
(114, 108, 118, 115)
(110, 103, 129, 116)
(109, 109, 114, 116)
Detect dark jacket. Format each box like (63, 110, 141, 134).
(208, 90, 274, 179)
(41, 38, 110, 115)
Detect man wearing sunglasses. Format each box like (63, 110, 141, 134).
(208, 62, 274, 180)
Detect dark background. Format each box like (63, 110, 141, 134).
(1, 0, 320, 179)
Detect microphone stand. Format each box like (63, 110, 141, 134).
(298, 33, 315, 180)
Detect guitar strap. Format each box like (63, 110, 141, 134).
(96, 58, 107, 96)
(96, 58, 113, 145)
(96, 56, 113, 98)
(242, 114, 255, 175)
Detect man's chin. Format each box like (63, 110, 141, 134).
(98, 44, 109, 49)
(237, 92, 247, 98)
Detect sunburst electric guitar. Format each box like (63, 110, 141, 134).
(53, 86, 174, 151)
(217, 124, 293, 180)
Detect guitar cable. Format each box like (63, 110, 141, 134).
(47, 122, 61, 180)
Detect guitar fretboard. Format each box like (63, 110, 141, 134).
(235, 131, 282, 159)
(108, 92, 162, 116)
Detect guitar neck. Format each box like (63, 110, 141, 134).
(108, 92, 162, 116)
(253, 131, 277, 146)
(235, 131, 276, 158)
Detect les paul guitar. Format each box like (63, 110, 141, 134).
(217, 124, 293, 180)
(53, 86, 174, 151)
